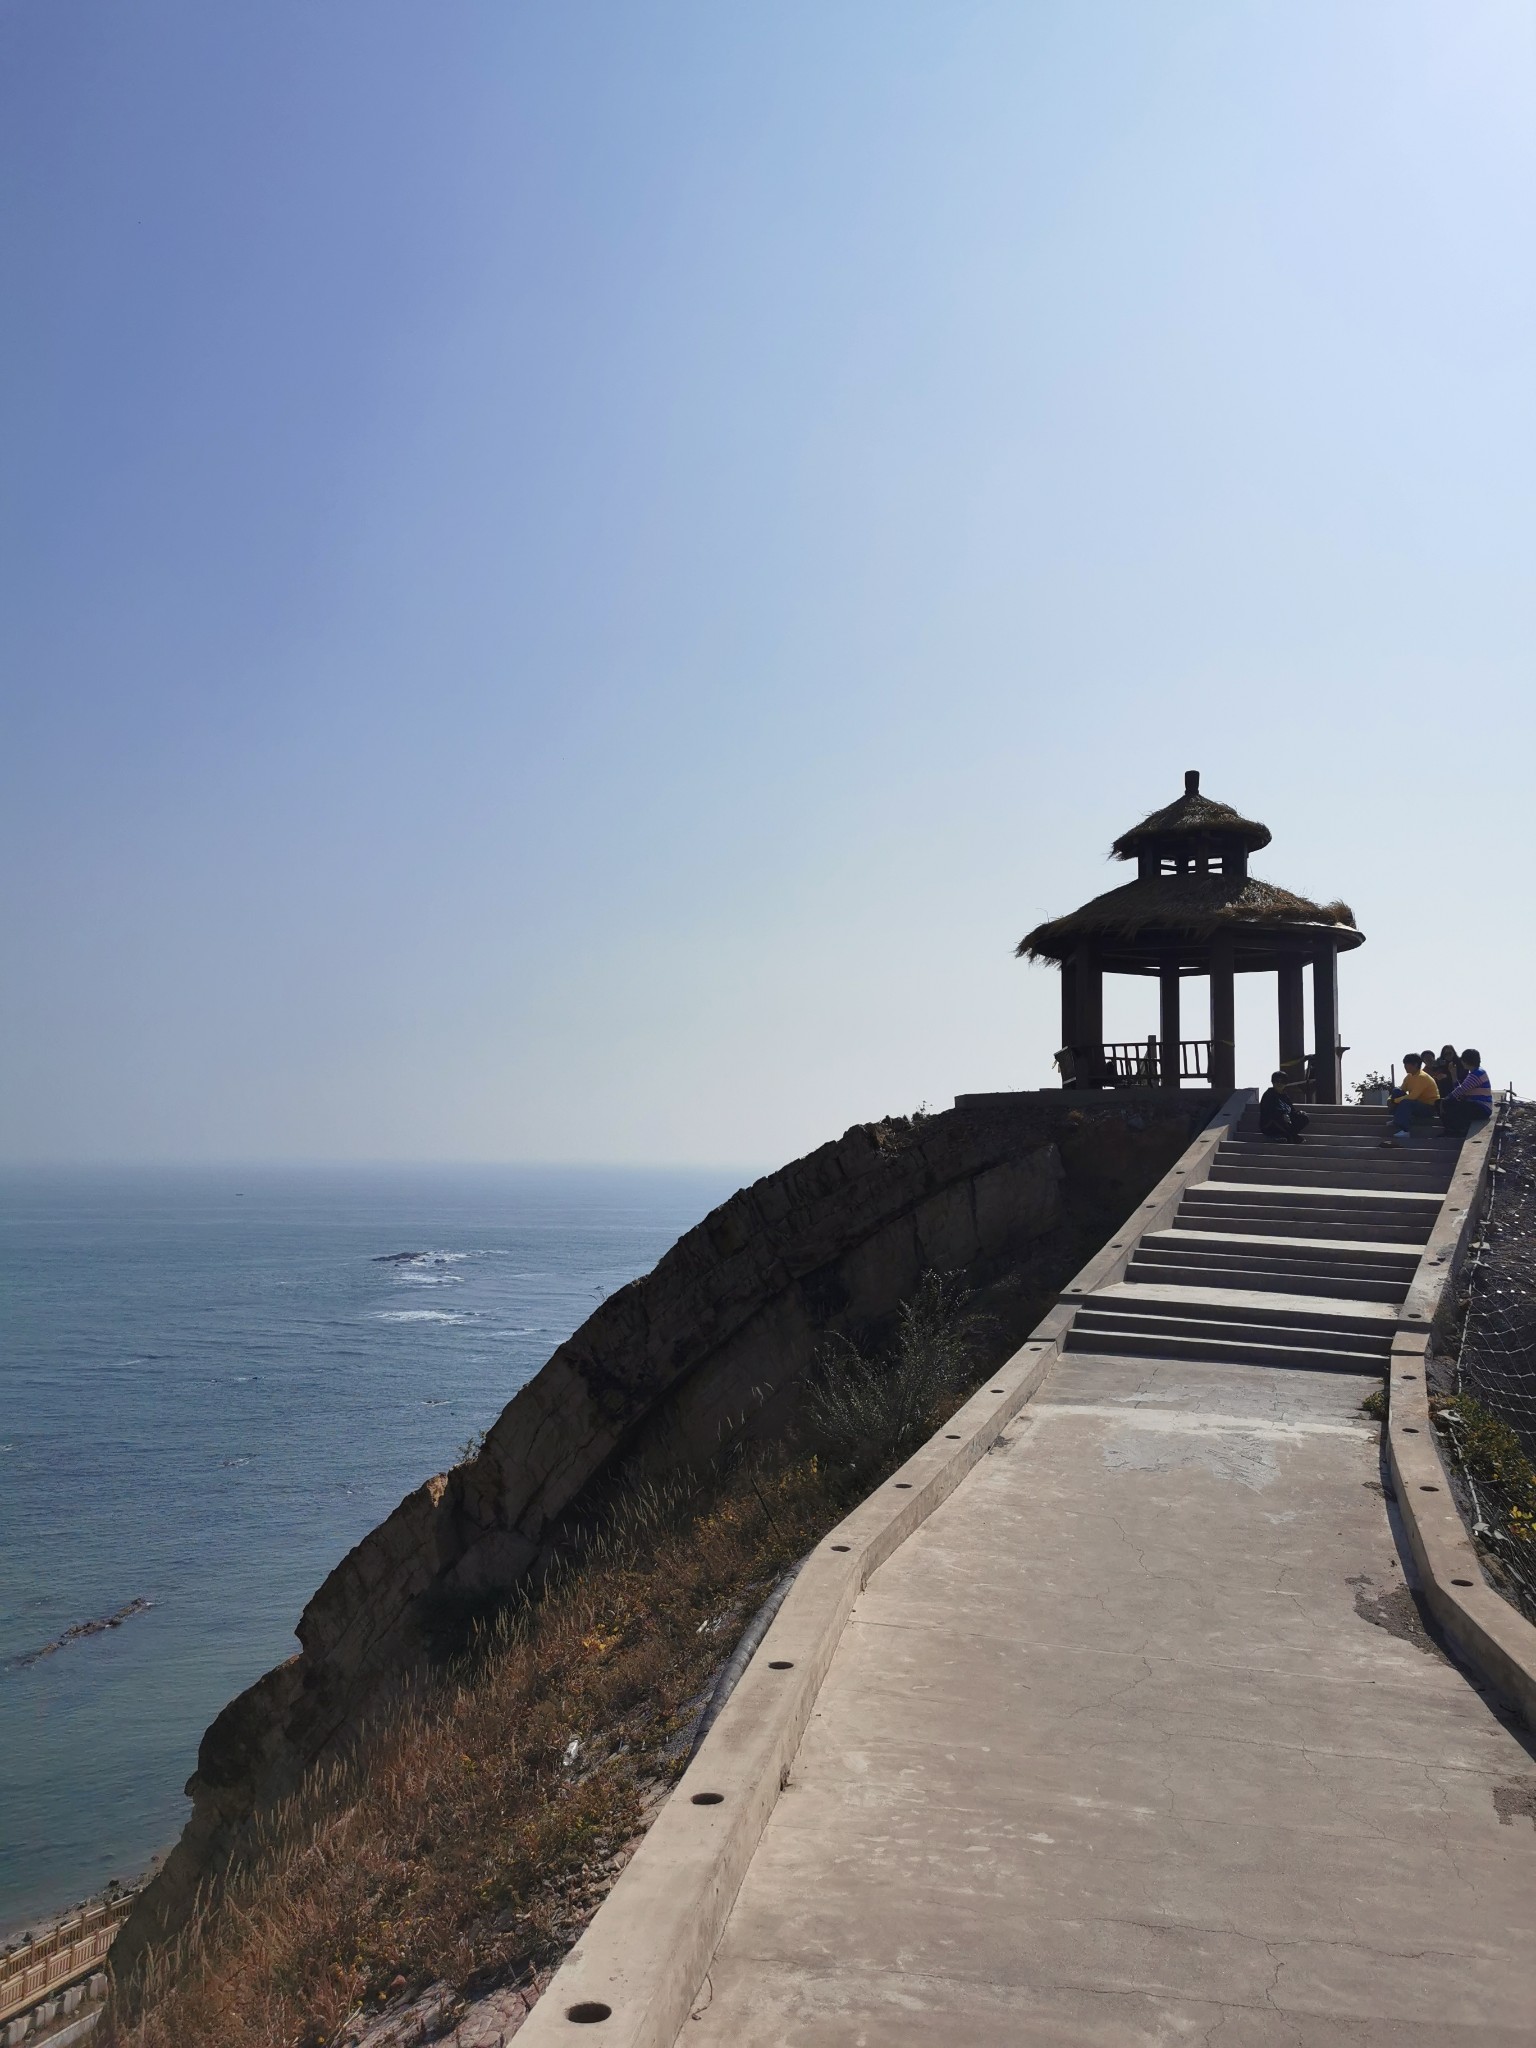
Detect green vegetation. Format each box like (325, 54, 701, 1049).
(1433, 1393, 1536, 1605)
(805, 1272, 991, 1483)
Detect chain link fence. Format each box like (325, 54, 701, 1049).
(1454, 1100, 1536, 1448)
(1438, 1098, 1536, 1618)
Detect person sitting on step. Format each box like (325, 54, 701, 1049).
(1258, 1071, 1308, 1144)
(1382, 1053, 1439, 1147)
(1426, 1045, 1460, 1098)
(1442, 1049, 1493, 1138)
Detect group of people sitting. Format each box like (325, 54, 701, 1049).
(1257, 1046, 1493, 1148)
(1379, 1046, 1494, 1145)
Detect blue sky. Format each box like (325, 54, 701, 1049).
(3, 1, 1532, 1164)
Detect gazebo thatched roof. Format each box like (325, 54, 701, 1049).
(1017, 873, 1360, 964)
(1110, 782, 1271, 860)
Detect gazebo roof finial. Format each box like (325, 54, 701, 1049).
(1109, 774, 1272, 862)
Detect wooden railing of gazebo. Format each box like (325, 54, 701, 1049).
(1055, 1039, 1213, 1089)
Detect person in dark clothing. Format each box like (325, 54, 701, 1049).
(1259, 1071, 1309, 1143)
(1432, 1044, 1464, 1097)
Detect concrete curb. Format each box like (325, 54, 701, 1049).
(515, 1337, 1060, 2047)
(1384, 1109, 1536, 1729)
(514, 1091, 1251, 2048)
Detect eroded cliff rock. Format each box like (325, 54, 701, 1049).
(114, 1090, 1215, 1981)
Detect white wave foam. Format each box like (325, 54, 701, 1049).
(377, 1310, 472, 1324)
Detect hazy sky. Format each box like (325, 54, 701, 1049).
(3, 1, 1532, 1166)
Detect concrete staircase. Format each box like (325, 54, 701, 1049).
(1064, 1103, 1457, 1375)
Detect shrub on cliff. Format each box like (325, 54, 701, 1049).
(805, 1270, 991, 1483)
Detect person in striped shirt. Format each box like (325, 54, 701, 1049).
(1442, 1049, 1493, 1138)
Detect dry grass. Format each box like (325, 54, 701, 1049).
(106, 1457, 835, 2048)
(104, 1271, 1014, 2048)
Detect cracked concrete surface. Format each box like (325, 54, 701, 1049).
(678, 1356, 1536, 2044)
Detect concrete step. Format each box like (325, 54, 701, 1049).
(1217, 1142, 1456, 1167)
(1172, 1207, 1430, 1245)
(1187, 1179, 1441, 1204)
(1146, 1228, 1425, 1261)
(1134, 1245, 1412, 1281)
(1236, 1138, 1425, 1155)
(1215, 1138, 1453, 1163)
(1205, 1174, 1451, 1201)
(1180, 1199, 1436, 1229)
(1094, 1284, 1396, 1336)
(1127, 1247, 1408, 1296)
(1141, 1228, 1420, 1270)
(1133, 1241, 1410, 1280)
(1181, 1196, 1440, 1225)
(1125, 1259, 1406, 1303)
(1185, 1183, 1441, 1212)
(1235, 1108, 1390, 1129)
(1207, 1162, 1452, 1192)
(1064, 1313, 1389, 1372)
(1068, 1301, 1391, 1349)
(1171, 1212, 1441, 1245)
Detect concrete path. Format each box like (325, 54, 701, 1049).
(682, 1355, 1536, 2044)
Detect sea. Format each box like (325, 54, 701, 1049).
(0, 1164, 745, 1939)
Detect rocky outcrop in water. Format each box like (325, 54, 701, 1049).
(114, 1090, 1214, 1982)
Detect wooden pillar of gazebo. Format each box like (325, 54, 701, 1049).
(1312, 941, 1342, 1104)
(1076, 937, 1104, 1080)
(1209, 933, 1236, 1098)
(1277, 957, 1307, 1084)
(1158, 958, 1181, 1090)
(1059, 952, 1079, 1080)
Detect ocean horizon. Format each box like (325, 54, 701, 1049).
(0, 1161, 749, 1938)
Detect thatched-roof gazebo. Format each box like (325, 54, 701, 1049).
(1018, 771, 1364, 1100)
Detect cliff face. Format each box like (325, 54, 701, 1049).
(114, 1091, 1215, 1981)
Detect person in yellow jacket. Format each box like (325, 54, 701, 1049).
(1382, 1053, 1438, 1147)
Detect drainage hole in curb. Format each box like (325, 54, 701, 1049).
(768, 1660, 794, 1670)
(567, 2004, 612, 2025)
(991, 1388, 1004, 1393)
(830, 1544, 851, 1552)
(945, 1434, 961, 1440)
(691, 1792, 725, 1805)
(1400, 1375, 1418, 1382)
(1402, 1427, 1419, 1434)
(894, 1482, 913, 1489)
(1452, 1578, 1475, 1587)
(1419, 1485, 1441, 1493)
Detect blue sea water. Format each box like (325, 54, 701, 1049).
(0, 1164, 743, 1938)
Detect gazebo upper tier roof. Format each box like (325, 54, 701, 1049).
(1110, 771, 1271, 860)
(1017, 871, 1364, 969)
